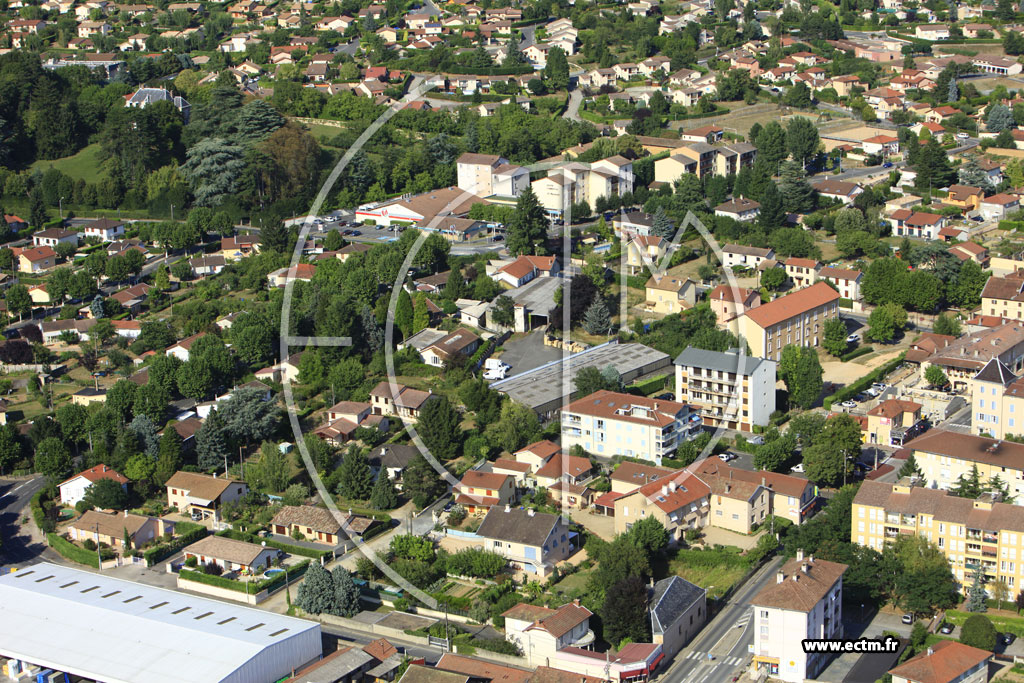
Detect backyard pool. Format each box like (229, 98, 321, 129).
(263, 568, 285, 579)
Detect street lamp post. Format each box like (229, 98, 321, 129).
(170, 204, 175, 222)
(59, 197, 64, 221)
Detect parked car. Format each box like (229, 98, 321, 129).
(939, 622, 954, 634)
(846, 333, 859, 344)
(350, 230, 361, 236)
(902, 613, 914, 624)
(956, 132, 970, 141)
(791, 463, 805, 473)
(717, 453, 735, 462)
(492, 235, 504, 241)
(840, 400, 857, 409)
(748, 435, 764, 445)
(1004, 633, 1017, 645)
(882, 161, 893, 168)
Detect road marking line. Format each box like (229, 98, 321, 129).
(11, 481, 31, 492)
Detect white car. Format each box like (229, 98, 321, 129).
(955, 132, 970, 141)
(840, 400, 857, 409)
(846, 333, 859, 344)
(791, 463, 805, 473)
(717, 453, 735, 462)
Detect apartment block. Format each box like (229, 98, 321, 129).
(674, 347, 776, 431)
(904, 427, 1024, 499)
(981, 271, 1024, 321)
(560, 390, 700, 463)
(456, 153, 529, 198)
(852, 478, 1024, 591)
(751, 552, 847, 683)
(970, 358, 1024, 439)
(531, 156, 634, 216)
(737, 282, 841, 361)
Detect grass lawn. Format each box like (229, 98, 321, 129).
(30, 143, 106, 182)
(668, 547, 751, 600)
(552, 568, 593, 595)
(304, 123, 346, 145)
(945, 608, 1024, 637)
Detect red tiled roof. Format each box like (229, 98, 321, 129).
(742, 281, 839, 329)
(60, 464, 128, 487)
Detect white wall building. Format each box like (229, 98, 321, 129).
(674, 348, 776, 431)
(751, 553, 848, 683)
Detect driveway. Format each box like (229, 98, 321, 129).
(495, 330, 562, 377)
(0, 476, 58, 572)
(563, 90, 583, 122)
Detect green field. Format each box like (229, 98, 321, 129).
(668, 547, 752, 600)
(304, 123, 346, 145)
(31, 143, 105, 181)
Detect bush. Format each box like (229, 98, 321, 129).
(82, 538, 97, 551)
(185, 555, 198, 567)
(840, 346, 874, 362)
(203, 561, 224, 576)
(445, 548, 507, 578)
(960, 614, 997, 651)
(47, 533, 99, 568)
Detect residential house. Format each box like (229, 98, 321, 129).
(111, 283, 153, 315)
(945, 185, 984, 212)
(980, 193, 1020, 221)
(649, 576, 706, 658)
(722, 244, 774, 271)
(17, 246, 55, 273)
(751, 552, 847, 683)
(866, 399, 924, 446)
(68, 510, 174, 551)
(694, 459, 817, 527)
(475, 506, 575, 576)
(455, 471, 516, 514)
(818, 266, 863, 300)
(81, 218, 125, 241)
(220, 235, 261, 261)
(714, 197, 761, 222)
(948, 242, 989, 267)
(889, 210, 946, 240)
(270, 505, 344, 545)
(915, 24, 951, 40)
(862, 135, 900, 156)
(645, 276, 698, 315)
(918, 323, 1024, 389)
(626, 235, 667, 275)
(974, 56, 1021, 75)
(165, 471, 249, 521)
(811, 179, 864, 205)
(456, 153, 529, 198)
(708, 284, 760, 330)
(421, 328, 481, 367)
(314, 400, 388, 445)
(32, 228, 79, 249)
(368, 381, 436, 418)
(613, 469, 712, 542)
(737, 281, 841, 360)
(561, 390, 699, 463)
(59, 464, 128, 507)
(514, 440, 562, 472)
(367, 443, 420, 484)
(887, 641, 991, 683)
(165, 331, 206, 362)
(674, 347, 776, 431)
(784, 258, 821, 290)
(189, 255, 226, 277)
(183, 535, 278, 574)
(502, 601, 594, 664)
(267, 264, 317, 287)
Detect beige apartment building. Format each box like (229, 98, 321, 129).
(970, 357, 1024, 439)
(852, 478, 1024, 591)
(904, 428, 1024, 500)
(531, 156, 634, 216)
(674, 347, 776, 431)
(737, 282, 841, 360)
(981, 271, 1024, 321)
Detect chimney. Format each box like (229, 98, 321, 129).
(801, 562, 809, 574)
(669, 481, 677, 492)
(796, 548, 804, 561)
(777, 571, 785, 584)
(808, 554, 814, 563)
(662, 485, 670, 496)
(792, 573, 800, 582)
(726, 483, 732, 494)
(761, 476, 766, 486)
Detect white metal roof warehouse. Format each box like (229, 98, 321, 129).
(0, 562, 322, 683)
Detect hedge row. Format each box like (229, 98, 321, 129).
(179, 559, 311, 593)
(838, 297, 853, 309)
(143, 522, 208, 567)
(216, 529, 334, 560)
(840, 346, 874, 362)
(824, 351, 906, 410)
(998, 220, 1024, 232)
(47, 533, 99, 568)
(631, 374, 668, 395)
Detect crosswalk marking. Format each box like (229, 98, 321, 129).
(734, 611, 751, 628)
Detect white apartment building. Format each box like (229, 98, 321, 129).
(531, 156, 634, 216)
(674, 347, 776, 431)
(721, 244, 774, 271)
(455, 152, 529, 198)
(751, 552, 847, 683)
(560, 390, 699, 464)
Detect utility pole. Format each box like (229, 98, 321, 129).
(95, 523, 102, 572)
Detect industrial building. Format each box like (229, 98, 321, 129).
(490, 341, 671, 417)
(0, 562, 322, 683)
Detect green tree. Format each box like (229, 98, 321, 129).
(913, 138, 957, 190)
(924, 365, 949, 388)
(6, 284, 30, 321)
(967, 568, 988, 612)
(181, 137, 246, 206)
(823, 317, 849, 357)
(154, 429, 182, 486)
(401, 453, 446, 508)
(196, 409, 230, 471)
(582, 298, 612, 335)
(761, 267, 786, 291)
(250, 441, 290, 493)
(80, 477, 129, 510)
(952, 463, 985, 499)
(295, 561, 337, 615)
(627, 517, 669, 559)
(960, 614, 997, 650)
(369, 471, 399, 509)
(506, 186, 547, 256)
(412, 291, 430, 334)
(758, 182, 786, 230)
(490, 295, 515, 328)
(34, 436, 71, 482)
(780, 345, 823, 409)
(331, 566, 361, 617)
(602, 575, 651, 648)
(574, 366, 618, 397)
(987, 103, 1015, 133)
(544, 46, 570, 90)
(485, 400, 540, 454)
(337, 446, 374, 500)
(898, 453, 924, 479)
(416, 396, 461, 460)
(650, 206, 673, 239)
(867, 302, 906, 343)
(786, 116, 820, 167)
(394, 289, 413, 340)
(933, 313, 962, 337)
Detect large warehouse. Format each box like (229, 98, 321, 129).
(491, 341, 671, 417)
(0, 562, 322, 683)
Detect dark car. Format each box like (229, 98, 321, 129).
(882, 161, 894, 168)
(1004, 633, 1017, 645)
(939, 622, 954, 634)
(350, 230, 361, 236)
(655, 393, 674, 400)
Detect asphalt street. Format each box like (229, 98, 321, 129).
(0, 476, 54, 572)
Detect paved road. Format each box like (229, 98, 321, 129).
(661, 556, 785, 683)
(563, 89, 583, 122)
(0, 476, 55, 572)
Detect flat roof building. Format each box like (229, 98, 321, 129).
(0, 562, 321, 683)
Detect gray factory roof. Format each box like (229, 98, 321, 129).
(491, 341, 670, 412)
(0, 562, 321, 683)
